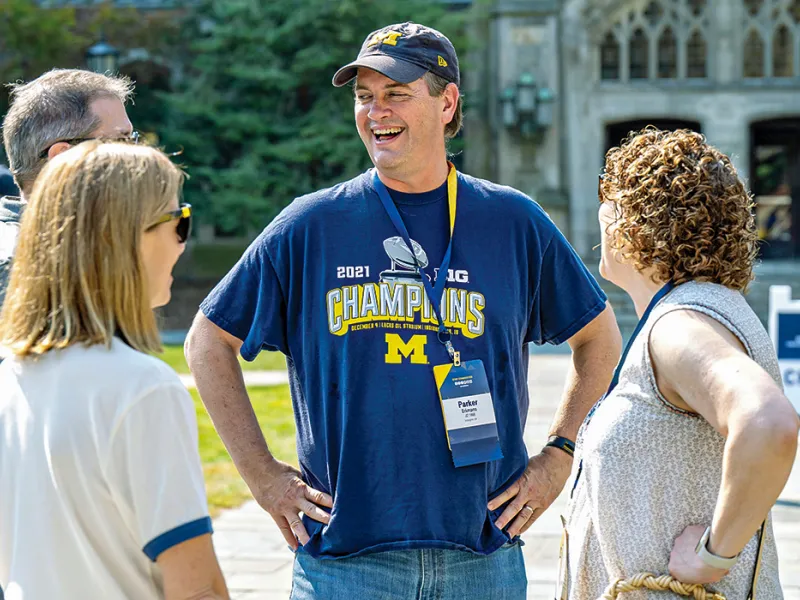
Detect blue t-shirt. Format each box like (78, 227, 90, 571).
(200, 170, 606, 559)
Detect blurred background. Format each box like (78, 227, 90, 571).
(2, 0, 800, 340)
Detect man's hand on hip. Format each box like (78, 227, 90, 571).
(487, 447, 573, 537)
(254, 459, 333, 550)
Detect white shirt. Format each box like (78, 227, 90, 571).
(0, 338, 211, 599)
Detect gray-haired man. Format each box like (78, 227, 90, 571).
(0, 68, 136, 306)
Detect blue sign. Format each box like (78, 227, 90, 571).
(778, 313, 800, 360)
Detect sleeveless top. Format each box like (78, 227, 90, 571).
(566, 281, 783, 599)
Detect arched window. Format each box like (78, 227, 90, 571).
(744, 30, 766, 78)
(601, 32, 620, 81)
(596, 0, 800, 82)
(687, 30, 707, 78)
(773, 25, 794, 77)
(743, 0, 799, 78)
(596, 0, 708, 82)
(630, 28, 649, 80)
(658, 27, 678, 79)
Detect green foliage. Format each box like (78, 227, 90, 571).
(171, 239, 252, 279)
(161, 0, 469, 235)
(0, 1, 179, 163)
(156, 344, 287, 373)
(0, 1, 83, 124)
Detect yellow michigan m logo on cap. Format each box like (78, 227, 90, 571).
(368, 31, 403, 47)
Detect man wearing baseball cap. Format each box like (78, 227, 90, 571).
(189, 22, 621, 598)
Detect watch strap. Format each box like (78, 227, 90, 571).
(545, 435, 575, 458)
(696, 526, 740, 570)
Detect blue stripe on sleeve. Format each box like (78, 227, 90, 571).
(142, 516, 213, 562)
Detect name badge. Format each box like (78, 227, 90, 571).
(433, 359, 503, 467)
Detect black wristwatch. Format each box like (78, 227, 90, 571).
(544, 435, 575, 458)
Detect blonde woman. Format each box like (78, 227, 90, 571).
(0, 141, 229, 600)
(565, 129, 799, 599)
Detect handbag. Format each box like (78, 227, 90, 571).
(595, 521, 767, 600)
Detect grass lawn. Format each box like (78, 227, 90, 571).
(157, 344, 288, 374)
(192, 385, 297, 517)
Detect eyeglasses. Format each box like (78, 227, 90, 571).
(147, 203, 192, 244)
(38, 131, 140, 159)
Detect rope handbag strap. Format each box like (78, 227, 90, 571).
(598, 520, 767, 600)
(599, 574, 726, 600)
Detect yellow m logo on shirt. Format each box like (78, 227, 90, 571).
(385, 333, 428, 364)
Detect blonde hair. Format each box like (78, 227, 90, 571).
(0, 141, 184, 357)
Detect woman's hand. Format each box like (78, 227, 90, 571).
(668, 525, 729, 585)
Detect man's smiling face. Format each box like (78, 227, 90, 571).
(354, 68, 448, 181)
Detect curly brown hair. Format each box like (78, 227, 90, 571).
(601, 128, 757, 291)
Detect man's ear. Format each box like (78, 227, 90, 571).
(47, 142, 72, 161)
(441, 82, 459, 125)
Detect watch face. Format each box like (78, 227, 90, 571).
(695, 526, 711, 555)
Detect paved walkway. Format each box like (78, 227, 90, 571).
(193, 357, 800, 599)
(179, 370, 289, 389)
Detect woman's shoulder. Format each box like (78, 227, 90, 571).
(664, 280, 746, 307)
(659, 281, 765, 343)
(53, 339, 186, 399)
(650, 281, 779, 382)
(107, 339, 186, 392)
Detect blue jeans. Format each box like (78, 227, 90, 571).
(290, 542, 527, 600)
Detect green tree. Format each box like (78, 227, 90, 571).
(79, 3, 182, 138)
(0, 1, 84, 132)
(0, 0, 180, 163)
(161, 0, 470, 236)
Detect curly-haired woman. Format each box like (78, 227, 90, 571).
(564, 129, 798, 599)
(0, 141, 229, 600)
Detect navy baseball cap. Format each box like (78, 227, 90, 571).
(333, 22, 460, 88)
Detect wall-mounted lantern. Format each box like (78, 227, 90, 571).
(500, 72, 556, 140)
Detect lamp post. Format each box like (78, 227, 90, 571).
(86, 37, 120, 74)
(499, 72, 556, 140)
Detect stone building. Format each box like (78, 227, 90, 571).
(465, 0, 800, 331)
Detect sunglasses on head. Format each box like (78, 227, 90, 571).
(38, 131, 140, 159)
(147, 203, 192, 244)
